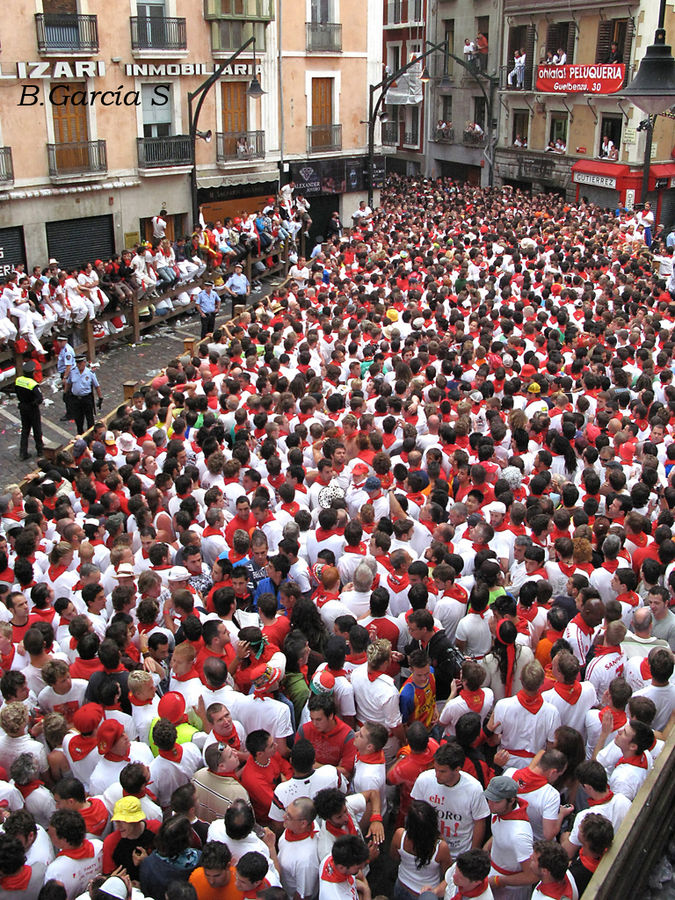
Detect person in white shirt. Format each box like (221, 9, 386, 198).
(44, 809, 103, 900)
(148, 718, 202, 810)
(633, 647, 675, 731)
(530, 841, 577, 900)
(542, 650, 597, 739)
(505, 749, 571, 841)
(350, 639, 404, 759)
(0, 702, 48, 776)
(562, 760, 631, 857)
(483, 776, 535, 899)
(278, 798, 321, 900)
(411, 741, 490, 856)
(608, 719, 654, 800)
(440, 660, 494, 739)
(268, 739, 345, 826)
(319, 834, 370, 900)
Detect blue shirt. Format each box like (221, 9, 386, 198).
(226, 272, 249, 296)
(196, 288, 219, 314)
(57, 343, 75, 374)
(68, 365, 99, 396)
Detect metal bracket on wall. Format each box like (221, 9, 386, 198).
(586, 98, 598, 124)
(500, 96, 510, 118)
(617, 100, 631, 123)
(562, 98, 574, 122)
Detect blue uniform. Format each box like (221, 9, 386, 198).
(67, 364, 100, 433)
(196, 288, 219, 314)
(225, 272, 249, 297)
(68, 365, 100, 396)
(57, 343, 75, 375)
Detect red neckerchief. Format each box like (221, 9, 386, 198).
(357, 750, 385, 765)
(283, 825, 317, 842)
(314, 588, 340, 609)
(492, 797, 529, 822)
(599, 705, 627, 731)
(557, 561, 577, 576)
(16, 779, 44, 799)
(158, 744, 183, 763)
(281, 501, 300, 516)
(602, 559, 620, 573)
(0, 646, 15, 672)
(588, 790, 614, 807)
(449, 878, 489, 900)
(616, 591, 640, 608)
(387, 571, 409, 592)
(535, 875, 575, 899)
(129, 695, 153, 707)
(459, 688, 485, 711)
(203, 525, 225, 538)
(512, 767, 548, 793)
(553, 682, 582, 705)
(594, 644, 622, 657)
(516, 690, 543, 714)
(68, 734, 98, 761)
(367, 668, 384, 683)
(446, 584, 468, 602)
(214, 728, 240, 750)
(570, 613, 594, 636)
(48, 562, 69, 582)
(344, 544, 367, 555)
(617, 753, 648, 769)
(173, 667, 200, 682)
(316, 527, 343, 541)
(0, 866, 32, 890)
(325, 815, 358, 837)
(321, 856, 352, 884)
(517, 603, 538, 622)
(57, 840, 95, 860)
(579, 850, 600, 873)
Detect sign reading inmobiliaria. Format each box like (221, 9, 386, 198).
(535, 64, 625, 94)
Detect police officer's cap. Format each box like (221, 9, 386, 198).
(204, 280, 214, 286)
(56, 334, 69, 342)
(22, 361, 36, 375)
(75, 354, 87, 362)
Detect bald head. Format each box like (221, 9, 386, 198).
(632, 607, 653, 635)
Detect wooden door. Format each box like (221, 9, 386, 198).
(311, 77, 333, 148)
(52, 82, 89, 171)
(221, 82, 248, 157)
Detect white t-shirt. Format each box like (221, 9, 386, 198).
(541, 682, 597, 737)
(351, 666, 402, 730)
(504, 767, 561, 841)
(455, 613, 492, 657)
(279, 830, 320, 899)
(148, 741, 202, 808)
(411, 770, 489, 855)
(489, 806, 533, 877)
(317, 792, 366, 860)
(319, 853, 358, 900)
(439, 689, 494, 738)
(633, 683, 675, 731)
(568, 792, 631, 847)
(269, 766, 345, 822)
(585, 651, 627, 700)
(491, 695, 561, 768)
(44, 839, 103, 900)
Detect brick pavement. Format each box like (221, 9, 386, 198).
(0, 300, 255, 491)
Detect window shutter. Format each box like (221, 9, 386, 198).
(546, 24, 561, 56)
(595, 20, 613, 63)
(566, 22, 576, 64)
(524, 25, 536, 89)
(621, 18, 635, 84)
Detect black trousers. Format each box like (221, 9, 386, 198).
(62, 389, 76, 420)
(72, 393, 95, 433)
(200, 311, 216, 338)
(19, 403, 43, 456)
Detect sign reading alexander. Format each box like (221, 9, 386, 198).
(535, 64, 625, 94)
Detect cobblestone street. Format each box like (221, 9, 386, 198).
(0, 306, 221, 491)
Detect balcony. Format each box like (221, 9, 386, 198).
(204, 0, 274, 20)
(47, 141, 107, 180)
(130, 16, 187, 51)
(35, 13, 98, 54)
(307, 124, 342, 153)
(381, 122, 399, 145)
(0, 148, 14, 185)
(217, 130, 265, 162)
(499, 64, 534, 92)
(306, 22, 342, 52)
(463, 130, 486, 146)
(137, 135, 192, 169)
(434, 126, 455, 143)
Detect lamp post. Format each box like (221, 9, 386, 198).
(188, 36, 264, 228)
(367, 38, 448, 208)
(619, 0, 675, 115)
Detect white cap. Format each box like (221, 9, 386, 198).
(168, 566, 190, 581)
(484, 501, 506, 517)
(113, 563, 136, 579)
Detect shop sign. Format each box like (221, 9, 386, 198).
(572, 172, 617, 188)
(535, 64, 625, 94)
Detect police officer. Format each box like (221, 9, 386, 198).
(15, 360, 44, 460)
(66, 354, 103, 434)
(56, 333, 75, 422)
(195, 280, 220, 338)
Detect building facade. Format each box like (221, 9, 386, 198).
(493, 0, 675, 223)
(0, 0, 382, 270)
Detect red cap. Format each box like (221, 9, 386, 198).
(521, 363, 537, 378)
(94, 259, 103, 267)
(72, 703, 104, 735)
(96, 719, 124, 753)
(158, 691, 187, 724)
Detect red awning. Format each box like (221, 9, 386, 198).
(571, 160, 632, 177)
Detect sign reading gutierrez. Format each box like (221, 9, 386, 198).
(535, 64, 626, 94)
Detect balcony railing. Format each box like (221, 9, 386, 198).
(381, 122, 399, 145)
(463, 130, 486, 146)
(499, 63, 534, 91)
(0, 148, 14, 184)
(137, 135, 192, 169)
(434, 126, 455, 143)
(306, 22, 342, 51)
(35, 13, 98, 53)
(403, 131, 419, 147)
(307, 124, 342, 153)
(130, 16, 187, 51)
(217, 130, 265, 161)
(47, 141, 107, 178)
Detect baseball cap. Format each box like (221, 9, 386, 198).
(97, 719, 124, 754)
(168, 565, 190, 581)
(502, 354, 514, 367)
(484, 776, 518, 802)
(352, 463, 369, 479)
(73, 438, 88, 457)
(112, 796, 146, 824)
(105, 431, 116, 445)
(484, 501, 506, 517)
(97, 877, 130, 900)
(56, 334, 69, 341)
(364, 475, 382, 492)
(117, 433, 136, 453)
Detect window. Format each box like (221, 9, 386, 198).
(213, 20, 266, 52)
(404, 106, 419, 146)
(512, 110, 529, 146)
(595, 18, 634, 67)
(387, 0, 402, 25)
(475, 16, 489, 73)
(310, 0, 332, 23)
(53, 81, 89, 145)
(506, 24, 535, 90)
(549, 113, 568, 150)
(409, 0, 422, 24)
(222, 81, 247, 133)
(545, 22, 575, 64)
(599, 115, 622, 158)
(142, 83, 172, 137)
(443, 19, 454, 76)
(387, 44, 401, 75)
(474, 97, 486, 129)
(442, 95, 452, 123)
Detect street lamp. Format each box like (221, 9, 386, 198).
(188, 36, 264, 227)
(366, 39, 448, 207)
(620, 0, 675, 114)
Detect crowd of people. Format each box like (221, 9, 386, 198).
(0, 174, 674, 900)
